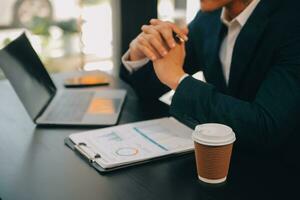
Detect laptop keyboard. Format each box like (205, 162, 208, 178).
(45, 91, 95, 122)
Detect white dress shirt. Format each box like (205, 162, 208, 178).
(122, 0, 261, 86)
(219, 0, 260, 84)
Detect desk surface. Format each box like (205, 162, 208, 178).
(0, 71, 298, 200)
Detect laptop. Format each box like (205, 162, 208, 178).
(0, 33, 126, 126)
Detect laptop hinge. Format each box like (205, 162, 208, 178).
(33, 89, 57, 123)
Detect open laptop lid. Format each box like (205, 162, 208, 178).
(0, 33, 56, 120)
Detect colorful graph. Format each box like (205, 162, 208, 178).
(98, 132, 122, 142)
(116, 147, 139, 156)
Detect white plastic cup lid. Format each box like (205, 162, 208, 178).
(192, 123, 236, 146)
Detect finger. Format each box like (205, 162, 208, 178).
(153, 23, 182, 48)
(141, 25, 161, 40)
(167, 22, 189, 41)
(141, 25, 170, 56)
(144, 34, 168, 57)
(137, 43, 159, 61)
(180, 41, 186, 53)
(181, 26, 189, 35)
(147, 22, 176, 48)
(158, 27, 176, 48)
(151, 20, 189, 43)
(149, 18, 162, 26)
(136, 35, 160, 60)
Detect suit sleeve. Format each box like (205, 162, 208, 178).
(170, 21, 300, 152)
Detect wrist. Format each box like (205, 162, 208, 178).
(168, 71, 186, 90)
(129, 45, 146, 61)
(129, 52, 144, 61)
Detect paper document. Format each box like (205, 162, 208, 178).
(159, 71, 206, 105)
(69, 117, 194, 169)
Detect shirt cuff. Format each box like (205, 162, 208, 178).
(121, 50, 150, 73)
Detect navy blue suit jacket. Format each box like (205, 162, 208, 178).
(120, 0, 300, 158)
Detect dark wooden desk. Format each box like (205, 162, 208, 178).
(0, 72, 298, 200)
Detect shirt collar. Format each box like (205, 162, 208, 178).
(220, 0, 261, 27)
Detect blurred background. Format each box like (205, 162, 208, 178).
(0, 0, 200, 80)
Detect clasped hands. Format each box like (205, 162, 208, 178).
(129, 19, 189, 90)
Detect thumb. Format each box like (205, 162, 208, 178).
(181, 26, 189, 35)
(179, 42, 186, 55)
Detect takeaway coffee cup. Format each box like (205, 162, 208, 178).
(192, 123, 236, 184)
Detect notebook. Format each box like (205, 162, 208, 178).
(65, 117, 194, 172)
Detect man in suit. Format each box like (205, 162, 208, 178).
(120, 0, 300, 161)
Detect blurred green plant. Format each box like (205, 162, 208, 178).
(55, 19, 79, 34)
(27, 17, 79, 36)
(28, 16, 51, 36)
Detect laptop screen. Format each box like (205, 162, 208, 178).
(0, 33, 56, 120)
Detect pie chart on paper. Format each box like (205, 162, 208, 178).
(116, 147, 139, 156)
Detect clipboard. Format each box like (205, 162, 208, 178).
(64, 117, 194, 173)
(64, 137, 193, 173)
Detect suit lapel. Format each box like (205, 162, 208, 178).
(205, 17, 228, 93)
(228, 0, 282, 94)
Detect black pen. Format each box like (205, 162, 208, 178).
(172, 31, 185, 44)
